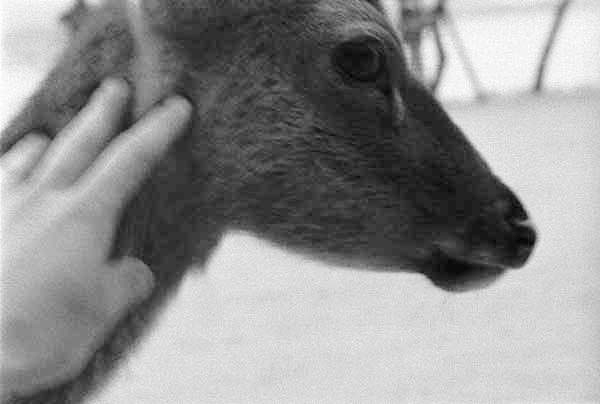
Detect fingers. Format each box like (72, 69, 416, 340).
(34, 78, 130, 188)
(0, 133, 50, 184)
(77, 96, 192, 215)
(99, 257, 155, 319)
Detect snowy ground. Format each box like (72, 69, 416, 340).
(1, 1, 600, 403)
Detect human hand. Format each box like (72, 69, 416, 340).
(0, 78, 192, 398)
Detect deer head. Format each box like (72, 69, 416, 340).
(2, 0, 536, 401)
(126, 0, 536, 290)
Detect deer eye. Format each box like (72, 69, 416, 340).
(333, 39, 384, 83)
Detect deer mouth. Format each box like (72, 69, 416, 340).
(424, 250, 506, 292)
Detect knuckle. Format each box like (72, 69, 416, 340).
(126, 136, 158, 170)
(70, 190, 118, 223)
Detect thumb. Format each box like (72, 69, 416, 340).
(100, 256, 155, 318)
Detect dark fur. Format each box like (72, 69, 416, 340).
(1, 1, 534, 402)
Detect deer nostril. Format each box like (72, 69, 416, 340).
(494, 193, 529, 223)
(509, 220, 537, 266)
(514, 221, 537, 249)
(489, 192, 537, 267)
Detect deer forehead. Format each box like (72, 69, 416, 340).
(133, 0, 388, 36)
(123, 0, 396, 112)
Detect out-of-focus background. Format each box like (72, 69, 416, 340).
(1, 1, 599, 402)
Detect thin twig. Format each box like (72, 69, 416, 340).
(533, 0, 572, 93)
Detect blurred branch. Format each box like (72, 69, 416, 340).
(442, 4, 486, 101)
(398, 0, 486, 100)
(533, 0, 572, 93)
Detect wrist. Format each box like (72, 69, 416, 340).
(1, 316, 75, 396)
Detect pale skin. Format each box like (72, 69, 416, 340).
(0, 78, 192, 398)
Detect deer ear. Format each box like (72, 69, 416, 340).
(140, 0, 272, 36)
(1, 2, 132, 154)
(60, 0, 93, 35)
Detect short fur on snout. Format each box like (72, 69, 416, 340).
(1, 0, 533, 402)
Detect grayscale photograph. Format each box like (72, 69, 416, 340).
(1, 0, 599, 403)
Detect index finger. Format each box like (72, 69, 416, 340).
(77, 96, 192, 214)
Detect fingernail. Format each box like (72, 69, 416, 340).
(23, 132, 49, 146)
(126, 260, 155, 299)
(163, 95, 193, 116)
(99, 77, 129, 98)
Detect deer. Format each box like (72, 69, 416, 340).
(0, 0, 537, 402)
